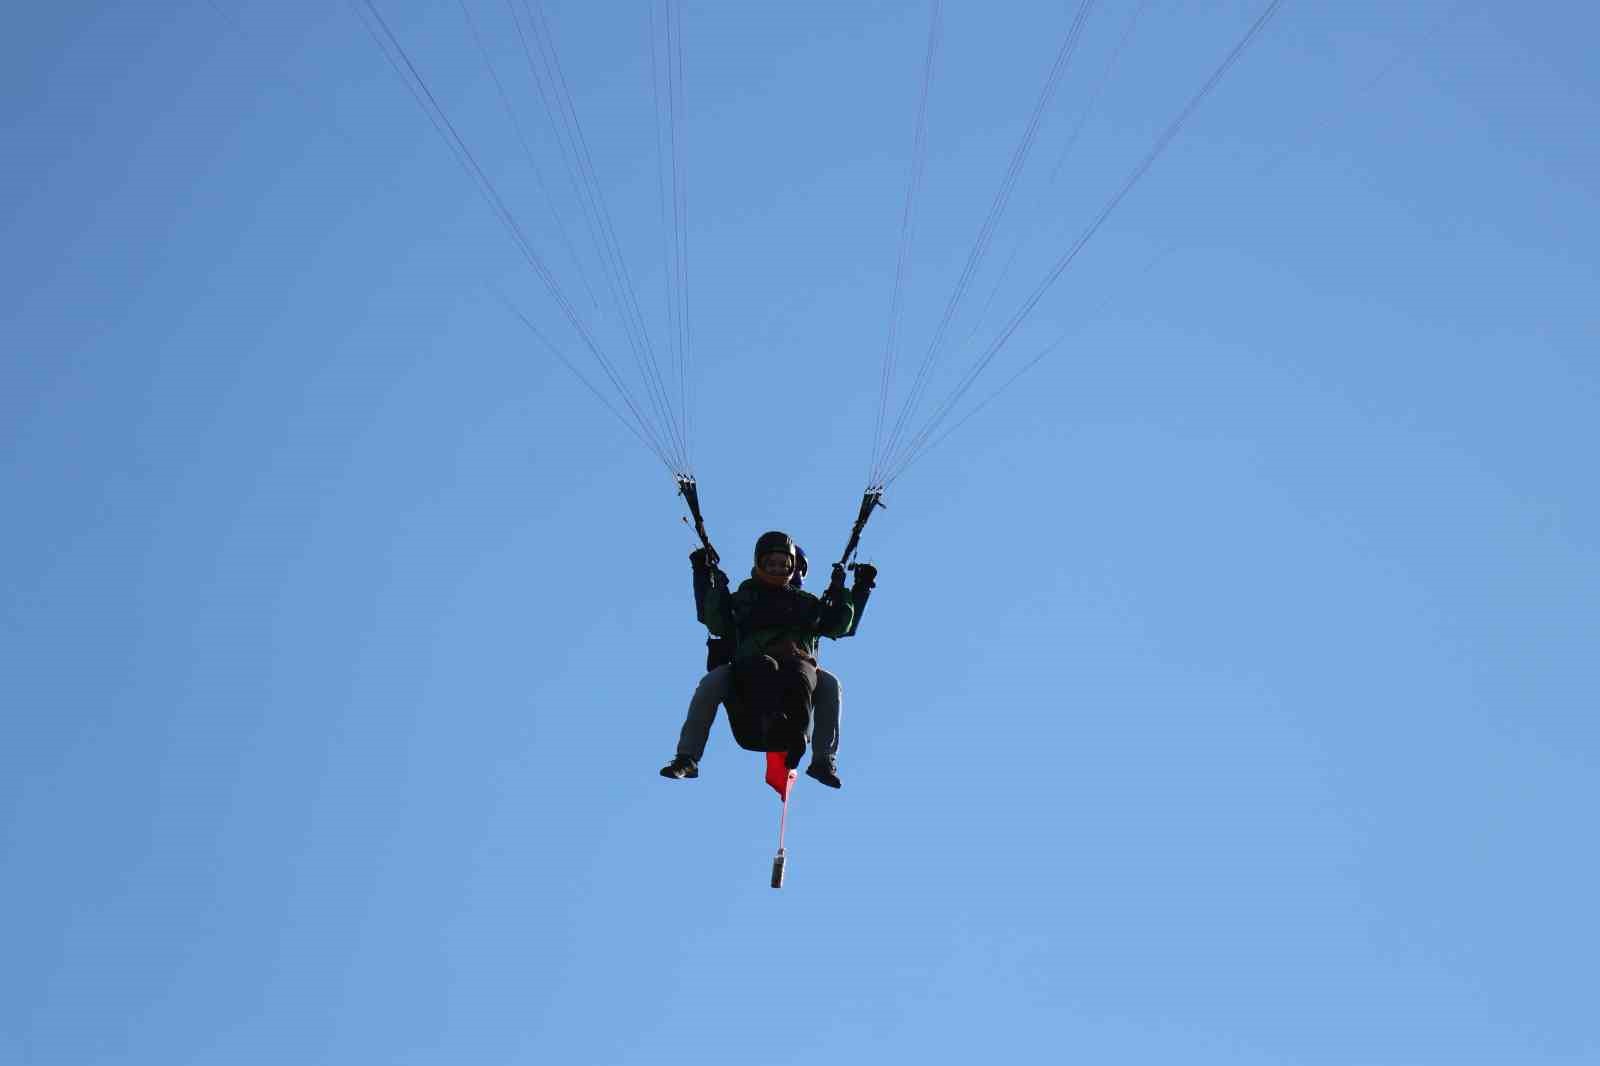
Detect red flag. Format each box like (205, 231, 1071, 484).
(765, 751, 793, 798)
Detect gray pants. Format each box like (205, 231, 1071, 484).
(675, 663, 841, 764)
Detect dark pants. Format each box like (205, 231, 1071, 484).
(730, 655, 817, 768)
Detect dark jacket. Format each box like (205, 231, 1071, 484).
(690, 550, 874, 670)
(701, 577, 853, 662)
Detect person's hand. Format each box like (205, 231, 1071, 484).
(852, 563, 878, 589)
(828, 563, 848, 593)
(690, 547, 711, 571)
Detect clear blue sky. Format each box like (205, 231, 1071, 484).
(3, 2, 1597, 1064)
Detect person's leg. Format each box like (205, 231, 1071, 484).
(728, 655, 782, 752)
(662, 665, 733, 777)
(775, 657, 817, 768)
(811, 668, 841, 759)
(806, 667, 843, 788)
(676, 664, 732, 760)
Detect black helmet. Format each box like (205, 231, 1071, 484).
(790, 544, 809, 588)
(754, 531, 796, 566)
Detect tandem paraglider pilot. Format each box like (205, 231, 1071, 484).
(660, 531, 875, 788)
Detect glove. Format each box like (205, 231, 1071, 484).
(689, 547, 712, 571)
(852, 563, 878, 590)
(828, 563, 848, 593)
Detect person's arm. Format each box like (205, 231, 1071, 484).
(815, 565, 854, 639)
(700, 569, 735, 637)
(692, 549, 734, 630)
(689, 549, 716, 622)
(844, 563, 876, 637)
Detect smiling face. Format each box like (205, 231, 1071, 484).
(756, 550, 795, 587)
(752, 531, 798, 587)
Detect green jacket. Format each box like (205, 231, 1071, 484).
(701, 577, 853, 661)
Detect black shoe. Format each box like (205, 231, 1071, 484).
(805, 758, 841, 789)
(659, 756, 699, 780)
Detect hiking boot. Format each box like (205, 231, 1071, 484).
(805, 757, 841, 789)
(659, 756, 699, 780)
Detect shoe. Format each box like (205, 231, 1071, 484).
(659, 756, 699, 780)
(805, 758, 841, 789)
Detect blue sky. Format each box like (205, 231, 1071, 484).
(3, 2, 1597, 1064)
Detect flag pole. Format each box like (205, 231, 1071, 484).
(771, 767, 797, 889)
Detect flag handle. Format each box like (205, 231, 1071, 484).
(771, 768, 797, 889)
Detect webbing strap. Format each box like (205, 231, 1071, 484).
(677, 476, 719, 564)
(835, 490, 886, 568)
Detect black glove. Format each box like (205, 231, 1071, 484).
(695, 551, 729, 589)
(828, 563, 848, 593)
(851, 563, 878, 590)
